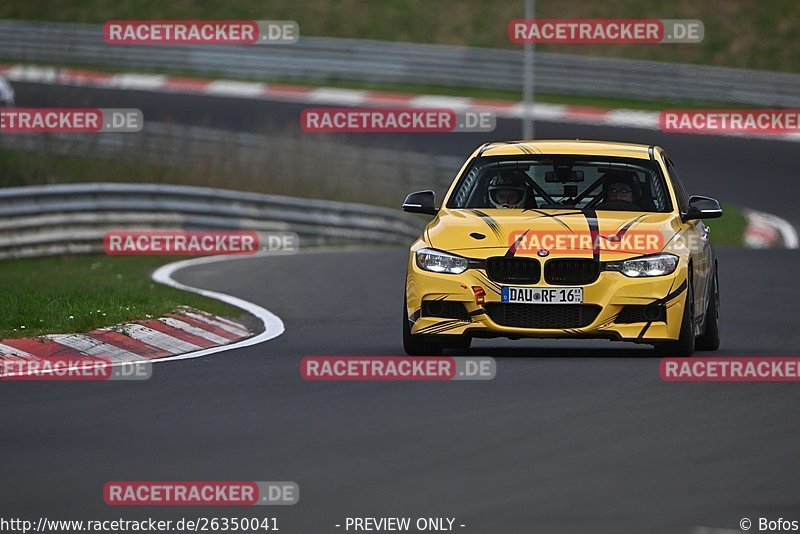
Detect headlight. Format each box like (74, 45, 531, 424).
(606, 253, 678, 277)
(415, 248, 469, 274)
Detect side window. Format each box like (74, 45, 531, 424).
(449, 161, 480, 208)
(647, 170, 668, 211)
(664, 157, 689, 213)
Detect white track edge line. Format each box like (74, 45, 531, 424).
(743, 208, 799, 249)
(3, 248, 370, 373)
(148, 254, 285, 363)
(147, 247, 371, 364)
(1, 254, 286, 377)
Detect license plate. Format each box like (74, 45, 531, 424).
(501, 286, 583, 304)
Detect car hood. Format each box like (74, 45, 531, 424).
(426, 208, 684, 261)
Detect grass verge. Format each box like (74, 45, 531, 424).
(707, 204, 747, 246)
(1, 0, 798, 73)
(0, 254, 240, 339)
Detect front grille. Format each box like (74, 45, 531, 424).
(486, 257, 540, 284)
(544, 259, 600, 285)
(421, 300, 470, 321)
(615, 305, 666, 324)
(485, 303, 601, 329)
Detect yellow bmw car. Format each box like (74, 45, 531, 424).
(402, 140, 722, 356)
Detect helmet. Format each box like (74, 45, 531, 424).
(488, 170, 529, 208)
(600, 172, 641, 199)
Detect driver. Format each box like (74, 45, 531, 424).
(598, 173, 641, 208)
(488, 170, 530, 209)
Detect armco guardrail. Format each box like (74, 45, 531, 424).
(0, 121, 464, 205)
(0, 183, 424, 259)
(2, 20, 800, 106)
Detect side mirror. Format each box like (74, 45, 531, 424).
(402, 190, 438, 215)
(684, 195, 723, 220)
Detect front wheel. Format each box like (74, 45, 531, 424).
(403, 298, 443, 356)
(654, 278, 695, 357)
(446, 335, 472, 351)
(695, 266, 720, 351)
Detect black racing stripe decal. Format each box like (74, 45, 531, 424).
(474, 271, 502, 294)
(478, 142, 497, 156)
(418, 324, 458, 335)
(636, 278, 689, 339)
(654, 279, 687, 306)
(505, 229, 530, 257)
(521, 208, 579, 216)
(524, 209, 580, 231)
(597, 215, 647, 252)
(662, 277, 677, 298)
(582, 209, 600, 261)
(473, 266, 501, 286)
(414, 320, 456, 335)
(662, 229, 682, 250)
(505, 141, 533, 154)
(597, 316, 618, 329)
(470, 209, 504, 240)
(415, 320, 467, 335)
(637, 322, 652, 339)
(604, 215, 646, 239)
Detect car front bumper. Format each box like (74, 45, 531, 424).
(406, 252, 689, 343)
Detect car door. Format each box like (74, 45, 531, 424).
(664, 155, 712, 330)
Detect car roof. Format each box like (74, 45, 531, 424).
(476, 140, 655, 160)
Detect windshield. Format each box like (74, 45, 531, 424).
(446, 155, 672, 212)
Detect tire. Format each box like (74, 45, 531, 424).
(695, 266, 720, 351)
(654, 277, 695, 357)
(402, 297, 443, 356)
(445, 335, 472, 351)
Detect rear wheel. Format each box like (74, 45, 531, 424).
(403, 297, 443, 356)
(696, 266, 720, 351)
(654, 278, 695, 357)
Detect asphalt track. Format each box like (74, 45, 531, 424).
(2, 82, 800, 533)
